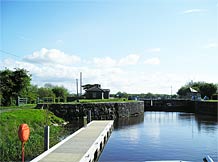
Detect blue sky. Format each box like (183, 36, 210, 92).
(1, 0, 218, 94)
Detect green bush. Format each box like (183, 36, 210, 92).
(0, 109, 65, 161)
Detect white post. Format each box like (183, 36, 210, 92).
(83, 116, 87, 127)
(151, 99, 153, 106)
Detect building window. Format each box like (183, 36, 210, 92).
(93, 92, 96, 98)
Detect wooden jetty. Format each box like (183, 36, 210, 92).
(31, 120, 114, 162)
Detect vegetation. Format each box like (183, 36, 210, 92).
(0, 68, 70, 106)
(0, 68, 31, 106)
(1, 68, 217, 106)
(0, 104, 36, 110)
(115, 92, 177, 100)
(177, 81, 217, 99)
(0, 108, 66, 161)
(77, 98, 134, 103)
(115, 91, 129, 98)
(38, 87, 56, 98)
(52, 86, 68, 99)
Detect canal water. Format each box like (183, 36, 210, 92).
(99, 112, 218, 162)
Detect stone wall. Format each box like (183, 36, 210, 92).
(194, 101, 218, 116)
(36, 102, 144, 121)
(144, 99, 217, 116)
(144, 99, 195, 113)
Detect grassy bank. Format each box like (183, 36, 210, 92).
(37, 98, 138, 105)
(0, 108, 66, 161)
(0, 104, 36, 110)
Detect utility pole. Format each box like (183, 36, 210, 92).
(76, 79, 79, 97)
(80, 72, 82, 96)
(171, 86, 172, 99)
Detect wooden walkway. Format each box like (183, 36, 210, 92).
(31, 120, 114, 162)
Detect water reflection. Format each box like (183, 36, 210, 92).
(177, 113, 218, 133)
(195, 114, 218, 133)
(114, 114, 144, 130)
(99, 112, 218, 162)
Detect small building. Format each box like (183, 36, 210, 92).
(83, 84, 110, 99)
(187, 87, 201, 100)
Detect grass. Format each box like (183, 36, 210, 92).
(204, 100, 218, 102)
(0, 104, 36, 110)
(0, 109, 66, 161)
(42, 98, 137, 104)
(77, 98, 136, 103)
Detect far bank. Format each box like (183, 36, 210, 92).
(144, 99, 218, 116)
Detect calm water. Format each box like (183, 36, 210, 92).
(99, 112, 218, 162)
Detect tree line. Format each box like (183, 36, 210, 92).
(0, 68, 70, 106)
(177, 81, 217, 99)
(1, 68, 217, 106)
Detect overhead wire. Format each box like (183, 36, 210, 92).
(0, 49, 20, 58)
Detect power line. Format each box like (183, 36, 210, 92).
(0, 49, 20, 58)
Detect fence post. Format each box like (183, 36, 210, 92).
(44, 126, 50, 151)
(88, 110, 92, 123)
(17, 96, 20, 106)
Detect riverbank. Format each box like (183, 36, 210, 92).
(0, 107, 66, 162)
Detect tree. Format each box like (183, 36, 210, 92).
(52, 86, 69, 99)
(0, 68, 31, 106)
(177, 81, 217, 99)
(177, 86, 190, 97)
(0, 69, 14, 106)
(24, 85, 38, 104)
(199, 83, 217, 99)
(115, 91, 128, 98)
(37, 87, 55, 98)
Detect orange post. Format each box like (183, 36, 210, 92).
(18, 124, 30, 162)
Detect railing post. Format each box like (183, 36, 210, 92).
(17, 96, 20, 106)
(44, 126, 50, 151)
(88, 110, 92, 123)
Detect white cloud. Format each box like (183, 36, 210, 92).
(93, 57, 116, 67)
(24, 48, 81, 65)
(1, 48, 217, 95)
(204, 43, 218, 48)
(145, 48, 161, 53)
(144, 57, 160, 65)
(92, 54, 140, 67)
(118, 54, 140, 66)
(182, 9, 207, 14)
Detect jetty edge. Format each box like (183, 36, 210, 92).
(30, 120, 114, 162)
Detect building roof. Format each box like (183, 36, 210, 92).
(189, 87, 198, 93)
(86, 87, 110, 93)
(86, 86, 104, 92)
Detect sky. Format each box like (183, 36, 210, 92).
(0, 0, 218, 94)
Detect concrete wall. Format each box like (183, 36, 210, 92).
(144, 99, 195, 113)
(194, 101, 218, 116)
(36, 101, 144, 121)
(144, 99, 217, 116)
